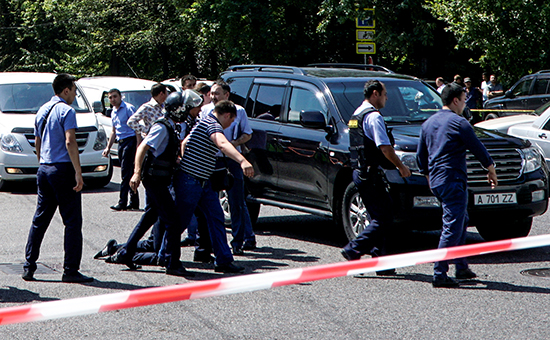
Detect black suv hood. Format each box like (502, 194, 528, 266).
(390, 124, 531, 152)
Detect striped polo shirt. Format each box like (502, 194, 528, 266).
(180, 112, 224, 180)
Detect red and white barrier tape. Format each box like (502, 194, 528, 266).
(1, 234, 550, 325)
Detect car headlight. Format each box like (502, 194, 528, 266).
(395, 151, 420, 172)
(0, 133, 23, 153)
(520, 147, 543, 173)
(93, 125, 108, 151)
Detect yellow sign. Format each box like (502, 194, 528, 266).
(356, 42, 376, 55)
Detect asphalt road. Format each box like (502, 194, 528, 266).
(0, 167, 550, 339)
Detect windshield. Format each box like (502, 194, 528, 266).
(0, 83, 90, 114)
(121, 91, 152, 108)
(328, 79, 443, 124)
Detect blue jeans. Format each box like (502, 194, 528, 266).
(25, 163, 83, 273)
(217, 158, 256, 248)
(432, 181, 469, 278)
(174, 170, 233, 265)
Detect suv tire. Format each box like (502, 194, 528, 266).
(340, 181, 372, 241)
(475, 217, 532, 241)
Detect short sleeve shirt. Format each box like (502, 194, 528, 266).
(111, 101, 136, 140)
(201, 103, 253, 154)
(34, 96, 78, 164)
(181, 112, 224, 180)
(143, 119, 175, 157)
(355, 102, 391, 147)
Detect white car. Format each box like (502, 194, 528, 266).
(0, 73, 112, 190)
(476, 102, 550, 164)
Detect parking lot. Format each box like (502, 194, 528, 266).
(0, 167, 550, 339)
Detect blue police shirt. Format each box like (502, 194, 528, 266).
(200, 103, 253, 154)
(144, 117, 175, 157)
(34, 96, 78, 164)
(416, 109, 493, 189)
(112, 101, 136, 140)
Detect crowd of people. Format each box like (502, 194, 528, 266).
(23, 74, 258, 281)
(22, 73, 499, 288)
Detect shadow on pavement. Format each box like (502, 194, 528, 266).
(0, 286, 59, 303)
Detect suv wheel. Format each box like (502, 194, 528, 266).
(340, 181, 372, 241)
(484, 113, 499, 120)
(475, 217, 532, 241)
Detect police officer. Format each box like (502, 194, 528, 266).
(340, 80, 411, 275)
(126, 90, 203, 277)
(23, 73, 93, 283)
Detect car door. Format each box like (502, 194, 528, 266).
(274, 81, 331, 208)
(507, 78, 533, 110)
(526, 76, 550, 110)
(242, 78, 288, 198)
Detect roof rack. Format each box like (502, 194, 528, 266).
(225, 65, 305, 75)
(307, 63, 394, 73)
(536, 70, 550, 74)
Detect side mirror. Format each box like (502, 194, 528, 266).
(300, 110, 326, 129)
(92, 101, 103, 113)
(505, 90, 514, 98)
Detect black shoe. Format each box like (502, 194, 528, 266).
(127, 203, 140, 211)
(193, 252, 215, 263)
(242, 241, 257, 251)
(22, 269, 35, 281)
(181, 238, 196, 247)
(94, 239, 117, 259)
(376, 269, 397, 276)
(166, 267, 195, 277)
(432, 276, 459, 288)
(341, 249, 360, 261)
(232, 246, 245, 256)
(455, 268, 477, 280)
(62, 272, 94, 283)
(110, 203, 127, 211)
(215, 262, 245, 273)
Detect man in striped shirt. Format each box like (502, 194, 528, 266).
(175, 100, 254, 273)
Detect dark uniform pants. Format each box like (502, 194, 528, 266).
(118, 136, 139, 207)
(24, 163, 83, 273)
(343, 169, 393, 258)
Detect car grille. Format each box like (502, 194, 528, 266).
(467, 148, 522, 185)
(12, 126, 97, 154)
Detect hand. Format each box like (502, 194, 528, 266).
(130, 173, 141, 192)
(241, 160, 254, 178)
(487, 168, 498, 189)
(102, 148, 109, 157)
(73, 174, 84, 192)
(398, 165, 412, 178)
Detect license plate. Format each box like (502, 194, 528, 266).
(474, 193, 517, 205)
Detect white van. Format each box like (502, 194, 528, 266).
(0, 73, 112, 190)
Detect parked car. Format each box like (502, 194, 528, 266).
(0, 72, 112, 190)
(220, 64, 549, 242)
(483, 70, 550, 118)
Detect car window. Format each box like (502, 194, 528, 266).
(249, 84, 285, 120)
(227, 77, 253, 107)
(513, 79, 533, 97)
(533, 78, 550, 95)
(287, 87, 328, 124)
(0, 83, 90, 114)
(121, 91, 152, 109)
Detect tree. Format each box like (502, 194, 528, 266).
(426, 0, 550, 85)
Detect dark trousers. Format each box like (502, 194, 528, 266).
(344, 170, 393, 258)
(141, 179, 182, 269)
(118, 136, 139, 207)
(121, 193, 159, 259)
(432, 181, 469, 278)
(24, 163, 83, 273)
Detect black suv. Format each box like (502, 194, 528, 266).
(484, 71, 550, 118)
(221, 65, 549, 242)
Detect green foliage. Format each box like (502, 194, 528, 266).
(426, 0, 550, 84)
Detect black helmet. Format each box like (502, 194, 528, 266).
(164, 90, 203, 122)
